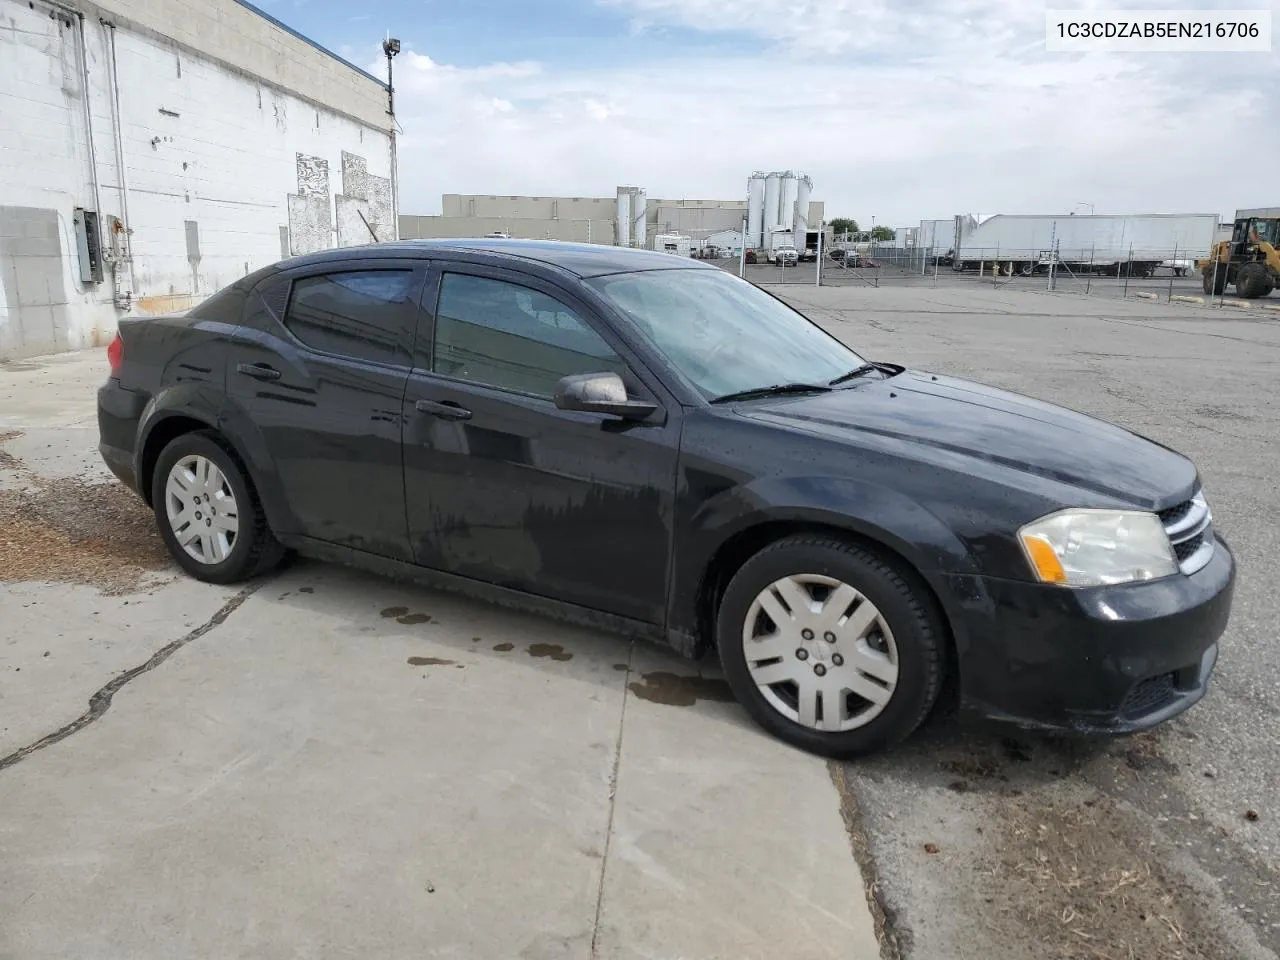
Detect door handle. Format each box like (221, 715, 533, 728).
(236, 362, 282, 382)
(415, 398, 472, 421)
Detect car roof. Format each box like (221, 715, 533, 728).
(280, 238, 722, 279)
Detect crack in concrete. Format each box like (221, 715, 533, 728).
(829, 761, 898, 960)
(0, 583, 261, 774)
(1102, 315, 1280, 350)
(589, 640, 634, 958)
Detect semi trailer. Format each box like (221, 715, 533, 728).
(948, 214, 1219, 278)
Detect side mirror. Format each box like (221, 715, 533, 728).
(554, 372, 657, 420)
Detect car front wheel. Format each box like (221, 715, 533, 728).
(151, 430, 285, 584)
(716, 535, 945, 758)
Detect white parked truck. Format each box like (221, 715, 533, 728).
(768, 244, 799, 266)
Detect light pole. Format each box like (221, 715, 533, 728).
(383, 36, 401, 241)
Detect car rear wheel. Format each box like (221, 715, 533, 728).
(151, 431, 285, 584)
(716, 535, 944, 758)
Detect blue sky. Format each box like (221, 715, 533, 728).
(253, 0, 1280, 226)
(259, 0, 760, 68)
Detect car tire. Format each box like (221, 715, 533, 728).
(150, 430, 286, 584)
(716, 535, 944, 759)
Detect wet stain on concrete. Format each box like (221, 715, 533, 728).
(628, 671, 736, 707)
(528, 643, 572, 662)
(381, 605, 431, 625)
(493, 642, 514, 652)
(408, 656, 455, 667)
(299, 586, 315, 594)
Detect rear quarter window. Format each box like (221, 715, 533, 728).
(188, 265, 280, 326)
(187, 282, 250, 326)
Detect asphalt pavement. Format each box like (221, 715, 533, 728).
(771, 282, 1280, 960)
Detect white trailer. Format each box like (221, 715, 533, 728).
(653, 233, 691, 258)
(951, 214, 1219, 278)
(766, 227, 794, 252)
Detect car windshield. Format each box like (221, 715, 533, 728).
(587, 268, 866, 401)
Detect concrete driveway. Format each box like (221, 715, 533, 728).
(0, 353, 879, 959)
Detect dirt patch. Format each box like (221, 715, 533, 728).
(0, 431, 21, 469)
(527, 642, 572, 662)
(0, 472, 172, 595)
(974, 791, 1232, 960)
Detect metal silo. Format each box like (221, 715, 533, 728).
(616, 186, 631, 247)
(747, 173, 766, 249)
(763, 172, 782, 232)
(793, 174, 812, 237)
(632, 188, 647, 250)
(780, 172, 799, 233)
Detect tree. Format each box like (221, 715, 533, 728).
(829, 217, 859, 236)
(870, 225, 895, 242)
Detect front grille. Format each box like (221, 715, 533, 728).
(1120, 672, 1177, 719)
(1158, 500, 1194, 526)
(1160, 490, 1214, 576)
(1173, 533, 1204, 563)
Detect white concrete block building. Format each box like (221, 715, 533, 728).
(0, 0, 396, 359)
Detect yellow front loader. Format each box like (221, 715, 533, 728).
(1198, 209, 1280, 299)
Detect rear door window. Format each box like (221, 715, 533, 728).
(283, 269, 417, 365)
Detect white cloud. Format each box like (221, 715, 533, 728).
(378, 0, 1280, 225)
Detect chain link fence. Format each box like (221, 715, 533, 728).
(931, 242, 1229, 304)
(706, 239, 949, 287)
(706, 234, 1273, 308)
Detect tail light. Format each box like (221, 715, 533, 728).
(106, 332, 124, 376)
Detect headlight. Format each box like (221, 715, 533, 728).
(1018, 508, 1177, 587)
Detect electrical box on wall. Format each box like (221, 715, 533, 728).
(73, 208, 104, 283)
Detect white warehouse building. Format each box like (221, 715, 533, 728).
(1, 0, 397, 360)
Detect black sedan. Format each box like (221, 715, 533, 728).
(97, 239, 1236, 758)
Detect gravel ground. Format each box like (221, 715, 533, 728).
(772, 284, 1280, 960)
(0, 431, 172, 595)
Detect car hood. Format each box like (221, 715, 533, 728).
(736, 369, 1197, 508)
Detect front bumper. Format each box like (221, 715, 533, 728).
(946, 534, 1236, 734)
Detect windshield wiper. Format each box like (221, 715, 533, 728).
(828, 363, 885, 386)
(709, 382, 832, 404)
